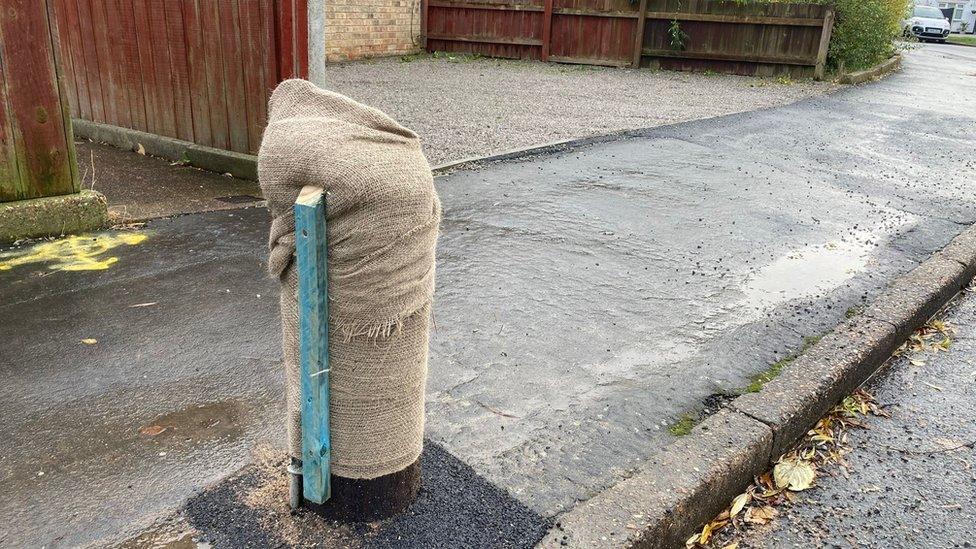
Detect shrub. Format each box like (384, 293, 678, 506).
(819, 0, 909, 71)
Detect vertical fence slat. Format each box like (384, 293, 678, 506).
(163, 0, 194, 143)
(132, 0, 158, 135)
(76, 0, 105, 122)
(541, 0, 553, 61)
(200, 0, 230, 150)
(58, 0, 91, 120)
(219, 0, 249, 153)
(147, 0, 177, 137)
(277, 0, 296, 80)
(240, 1, 267, 154)
(90, 0, 125, 127)
(51, 0, 80, 119)
(116, 0, 148, 132)
(183, 0, 213, 147)
(294, 0, 309, 79)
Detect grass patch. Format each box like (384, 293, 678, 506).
(845, 304, 864, 319)
(948, 35, 976, 47)
(745, 335, 823, 393)
(668, 413, 698, 436)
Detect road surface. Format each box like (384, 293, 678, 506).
(1, 44, 974, 546)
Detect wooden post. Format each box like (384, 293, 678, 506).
(295, 185, 332, 505)
(541, 0, 554, 61)
(632, 0, 649, 68)
(0, 0, 79, 202)
(422, 0, 429, 51)
(293, 185, 422, 521)
(814, 7, 834, 80)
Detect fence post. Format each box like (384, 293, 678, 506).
(814, 7, 834, 80)
(632, 0, 648, 68)
(0, 0, 79, 202)
(541, 0, 553, 61)
(422, 0, 429, 51)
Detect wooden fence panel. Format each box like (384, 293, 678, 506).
(52, 0, 308, 155)
(424, 0, 833, 77)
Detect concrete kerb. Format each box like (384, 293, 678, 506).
(72, 120, 258, 180)
(0, 190, 108, 245)
(836, 54, 902, 85)
(539, 223, 976, 549)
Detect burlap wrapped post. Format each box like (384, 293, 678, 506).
(259, 80, 440, 485)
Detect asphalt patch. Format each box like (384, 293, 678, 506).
(184, 442, 551, 548)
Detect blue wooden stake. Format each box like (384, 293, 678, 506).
(294, 186, 331, 504)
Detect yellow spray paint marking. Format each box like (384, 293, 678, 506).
(0, 232, 148, 272)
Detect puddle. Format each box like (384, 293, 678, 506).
(742, 230, 878, 311)
(115, 518, 209, 549)
(138, 401, 244, 443)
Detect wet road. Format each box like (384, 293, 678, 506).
(1, 44, 975, 546)
(740, 284, 976, 547)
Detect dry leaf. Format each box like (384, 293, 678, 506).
(139, 425, 167, 436)
(773, 459, 815, 491)
(730, 492, 750, 517)
(136, 143, 146, 155)
(721, 543, 740, 549)
(80, 338, 98, 345)
(746, 505, 777, 525)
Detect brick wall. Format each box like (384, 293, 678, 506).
(320, 0, 423, 61)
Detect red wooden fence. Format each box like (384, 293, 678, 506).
(0, 0, 78, 202)
(424, 0, 834, 78)
(52, 0, 308, 156)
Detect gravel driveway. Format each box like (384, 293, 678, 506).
(324, 55, 839, 166)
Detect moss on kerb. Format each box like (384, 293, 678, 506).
(745, 335, 823, 394)
(666, 335, 824, 437)
(668, 413, 698, 436)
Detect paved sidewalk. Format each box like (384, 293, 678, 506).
(76, 140, 262, 222)
(739, 285, 976, 547)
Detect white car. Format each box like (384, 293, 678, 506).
(904, 5, 952, 42)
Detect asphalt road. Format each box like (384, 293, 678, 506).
(739, 284, 976, 548)
(0, 43, 974, 547)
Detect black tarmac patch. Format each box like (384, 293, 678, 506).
(184, 442, 551, 548)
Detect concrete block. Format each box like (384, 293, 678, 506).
(0, 190, 108, 244)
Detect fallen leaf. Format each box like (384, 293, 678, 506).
(774, 459, 815, 491)
(136, 143, 146, 155)
(80, 338, 98, 345)
(730, 492, 750, 517)
(720, 543, 740, 549)
(745, 505, 777, 525)
(139, 425, 167, 436)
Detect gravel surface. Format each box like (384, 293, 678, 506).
(737, 285, 976, 547)
(324, 55, 839, 166)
